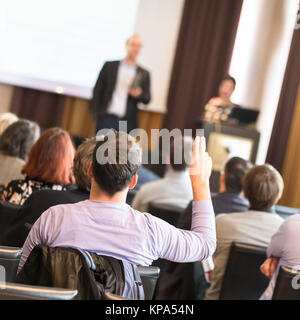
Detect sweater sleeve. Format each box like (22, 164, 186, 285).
(146, 200, 216, 263)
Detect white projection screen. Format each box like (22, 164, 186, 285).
(0, 0, 140, 99)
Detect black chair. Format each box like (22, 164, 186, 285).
(137, 266, 160, 300)
(147, 204, 183, 278)
(219, 242, 269, 300)
(0, 246, 22, 283)
(0, 282, 78, 300)
(272, 266, 300, 300)
(147, 203, 183, 227)
(0, 200, 21, 234)
(126, 189, 137, 205)
(275, 205, 300, 220)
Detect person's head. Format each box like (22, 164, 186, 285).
(0, 112, 18, 136)
(22, 127, 75, 185)
(218, 75, 236, 102)
(73, 137, 97, 192)
(168, 136, 193, 172)
(0, 119, 40, 161)
(243, 164, 284, 211)
(126, 34, 142, 60)
(219, 157, 252, 194)
(89, 130, 142, 197)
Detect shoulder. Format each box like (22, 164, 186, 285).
(137, 65, 150, 75)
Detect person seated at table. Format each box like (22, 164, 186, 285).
(1, 127, 75, 205)
(208, 75, 236, 107)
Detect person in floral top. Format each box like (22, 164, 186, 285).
(1, 127, 76, 205)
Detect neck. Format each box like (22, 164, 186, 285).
(89, 184, 128, 203)
(124, 56, 136, 66)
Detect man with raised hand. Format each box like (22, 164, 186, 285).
(18, 132, 216, 273)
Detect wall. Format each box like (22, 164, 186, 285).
(133, 0, 184, 114)
(229, 0, 299, 164)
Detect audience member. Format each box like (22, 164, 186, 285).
(1, 127, 75, 205)
(131, 136, 193, 212)
(17, 132, 216, 274)
(259, 213, 300, 299)
(0, 137, 96, 247)
(0, 112, 18, 136)
(0, 119, 40, 186)
(204, 164, 285, 300)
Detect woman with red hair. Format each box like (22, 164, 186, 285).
(1, 127, 75, 205)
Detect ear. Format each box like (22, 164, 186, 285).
(220, 172, 225, 183)
(128, 174, 138, 190)
(165, 155, 170, 166)
(87, 162, 93, 179)
(242, 190, 247, 199)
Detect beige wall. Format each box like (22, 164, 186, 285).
(0, 83, 13, 113)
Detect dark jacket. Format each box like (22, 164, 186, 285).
(0, 189, 89, 247)
(16, 246, 144, 300)
(90, 60, 151, 123)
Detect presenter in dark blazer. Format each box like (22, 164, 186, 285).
(91, 35, 151, 133)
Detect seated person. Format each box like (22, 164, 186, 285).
(209, 75, 236, 107)
(0, 137, 96, 247)
(204, 164, 285, 300)
(203, 76, 236, 123)
(131, 136, 193, 212)
(17, 132, 216, 274)
(183, 156, 252, 218)
(0, 112, 18, 136)
(259, 213, 300, 300)
(0, 119, 40, 186)
(1, 127, 76, 205)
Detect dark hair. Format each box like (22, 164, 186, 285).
(0, 119, 40, 160)
(92, 130, 141, 196)
(243, 164, 284, 211)
(224, 157, 252, 193)
(221, 75, 236, 89)
(73, 137, 97, 192)
(22, 127, 75, 184)
(169, 136, 193, 171)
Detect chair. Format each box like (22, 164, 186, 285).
(272, 266, 300, 300)
(147, 203, 183, 227)
(103, 291, 131, 300)
(0, 200, 20, 233)
(0, 246, 22, 283)
(137, 266, 160, 300)
(275, 205, 300, 220)
(147, 205, 183, 279)
(126, 189, 137, 205)
(219, 242, 269, 300)
(0, 282, 77, 300)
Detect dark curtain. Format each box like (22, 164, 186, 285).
(266, 29, 300, 172)
(10, 87, 66, 130)
(164, 0, 243, 131)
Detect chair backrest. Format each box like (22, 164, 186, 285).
(137, 266, 160, 300)
(0, 200, 20, 233)
(148, 203, 183, 227)
(0, 282, 77, 300)
(103, 291, 131, 300)
(219, 242, 269, 300)
(275, 205, 300, 220)
(0, 246, 22, 283)
(272, 266, 300, 300)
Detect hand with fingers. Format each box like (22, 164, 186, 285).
(189, 136, 212, 201)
